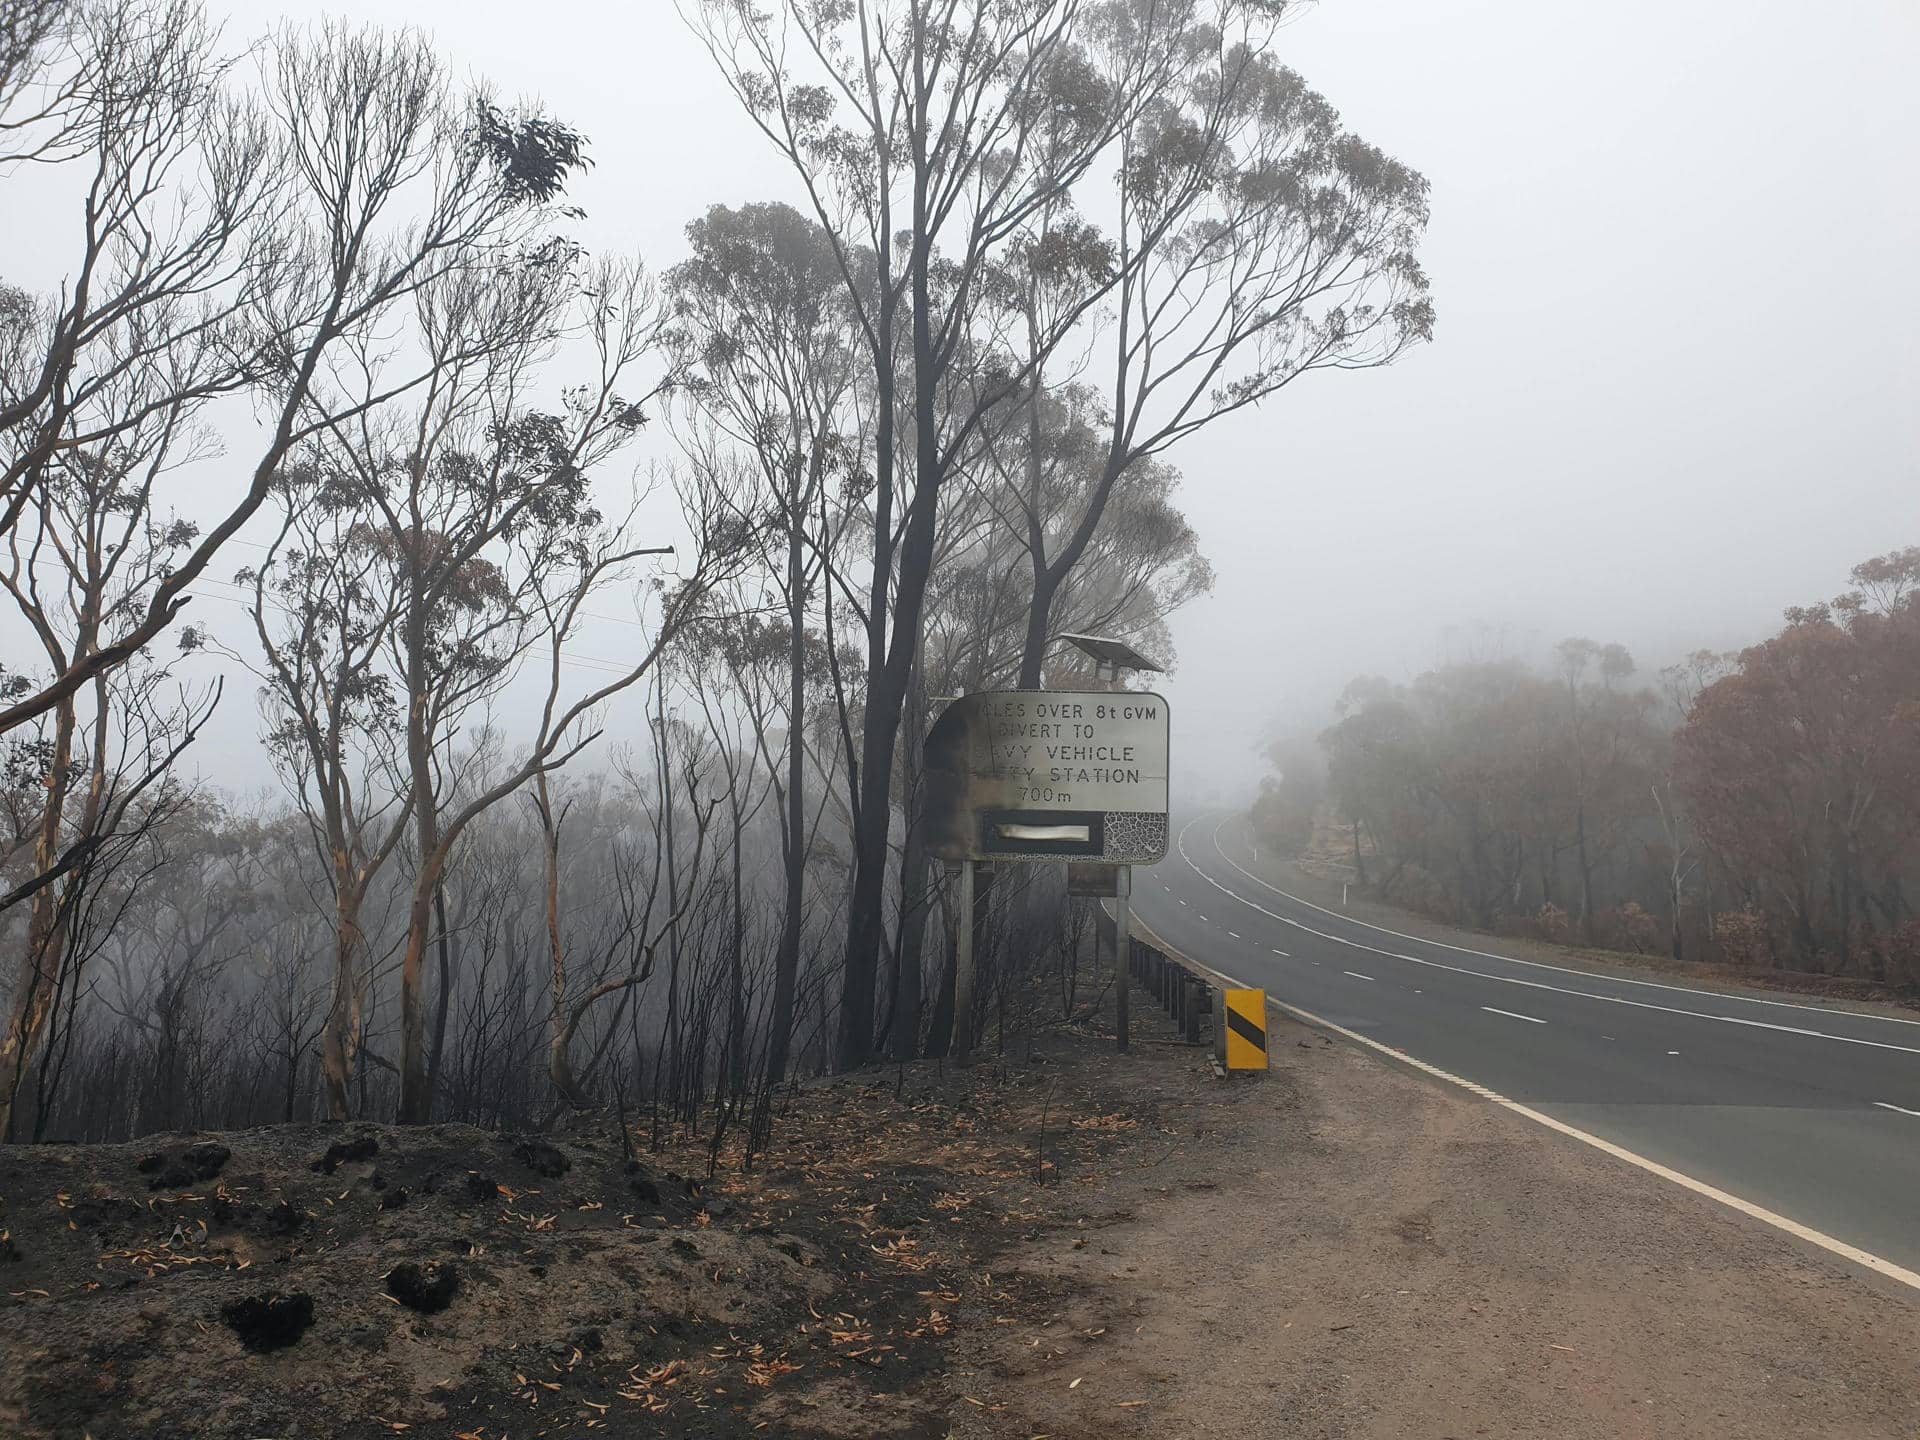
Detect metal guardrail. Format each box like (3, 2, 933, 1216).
(1096, 908, 1227, 1063)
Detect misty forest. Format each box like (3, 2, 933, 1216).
(1261, 545, 1920, 982)
(0, 0, 1910, 1173)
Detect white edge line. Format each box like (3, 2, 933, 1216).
(1874, 1101, 1920, 1118)
(1482, 1006, 1547, 1025)
(1126, 911, 1920, 1297)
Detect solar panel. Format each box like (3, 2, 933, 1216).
(1056, 633, 1163, 673)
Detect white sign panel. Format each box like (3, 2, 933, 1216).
(970, 691, 1170, 814)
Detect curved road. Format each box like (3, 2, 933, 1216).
(1134, 811, 1920, 1287)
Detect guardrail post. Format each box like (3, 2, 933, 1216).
(1183, 978, 1201, 1043)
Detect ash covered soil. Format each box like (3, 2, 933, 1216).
(11, 999, 1913, 1440)
(0, 1027, 1181, 1440)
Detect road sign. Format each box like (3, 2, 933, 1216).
(1223, 989, 1269, 1071)
(924, 690, 1170, 864)
(1066, 861, 1123, 897)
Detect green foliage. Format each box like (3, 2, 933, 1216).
(470, 101, 591, 206)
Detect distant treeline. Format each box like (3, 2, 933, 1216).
(1255, 548, 1920, 985)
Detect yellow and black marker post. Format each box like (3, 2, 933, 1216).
(1223, 988, 1269, 1072)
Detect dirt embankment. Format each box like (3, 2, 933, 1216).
(4, 998, 1916, 1439)
(0, 1015, 1212, 1440)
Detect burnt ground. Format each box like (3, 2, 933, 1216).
(7, 992, 1918, 1440)
(0, 999, 1216, 1440)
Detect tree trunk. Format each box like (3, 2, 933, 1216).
(925, 873, 958, 1059)
(727, 813, 747, 1097)
(321, 862, 365, 1122)
(1017, 557, 1055, 690)
(1573, 803, 1595, 945)
(836, 81, 949, 1071)
(836, 702, 898, 1069)
(889, 644, 934, 1062)
(657, 683, 684, 1113)
(892, 809, 930, 1063)
(427, 885, 454, 1107)
(0, 690, 77, 1141)
(397, 611, 442, 1124)
(396, 865, 440, 1123)
(541, 773, 592, 1110)
(762, 570, 807, 1099)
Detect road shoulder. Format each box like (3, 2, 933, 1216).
(952, 1009, 1920, 1440)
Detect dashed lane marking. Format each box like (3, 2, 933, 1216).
(1483, 1006, 1547, 1025)
(1344, 971, 1374, 982)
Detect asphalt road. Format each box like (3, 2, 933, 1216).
(1133, 811, 1920, 1284)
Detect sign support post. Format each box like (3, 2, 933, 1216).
(921, 662, 1169, 1068)
(1114, 864, 1132, 1052)
(952, 859, 977, 1065)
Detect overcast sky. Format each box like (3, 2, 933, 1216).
(15, 0, 1917, 801)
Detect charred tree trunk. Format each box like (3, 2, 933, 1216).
(427, 885, 455, 1107)
(761, 549, 807, 1102)
(727, 813, 747, 1097)
(1574, 802, 1596, 946)
(398, 597, 443, 1124)
(320, 855, 368, 1122)
(0, 688, 77, 1141)
(540, 774, 593, 1111)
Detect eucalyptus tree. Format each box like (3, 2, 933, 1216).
(690, 0, 1431, 1066)
(2, 9, 618, 1126)
(956, 385, 1212, 687)
(668, 201, 860, 1097)
(1, 10, 600, 740)
(679, 613, 779, 1100)
(254, 242, 736, 1122)
(983, 18, 1433, 687)
(0, 423, 221, 1137)
(688, 0, 1218, 1065)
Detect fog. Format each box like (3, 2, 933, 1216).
(11, 0, 1918, 799)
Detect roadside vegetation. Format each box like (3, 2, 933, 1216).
(1257, 546, 1920, 987)
(0, 0, 1429, 1147)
